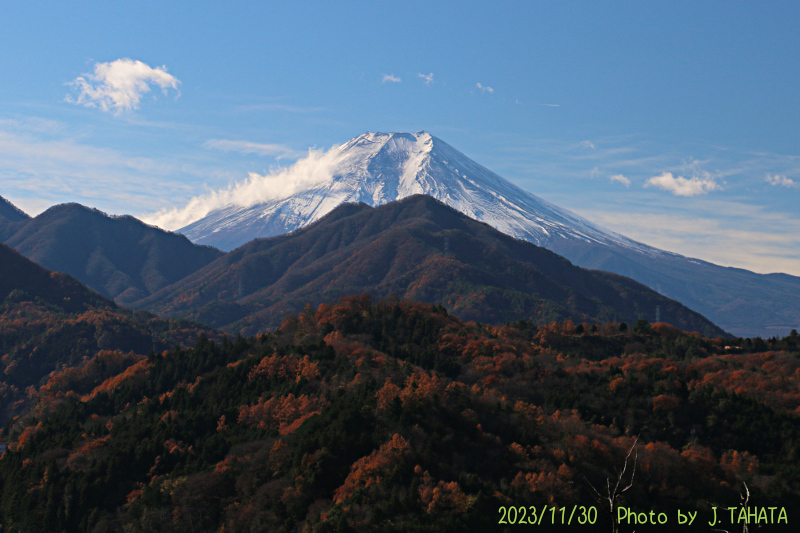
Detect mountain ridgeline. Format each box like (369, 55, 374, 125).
(0, 202, 224, 306)
(0, 196, 29, 225)
(135, 195, 725, 337)
(175, 131, 800, 338)
(0, 196, 31, 241)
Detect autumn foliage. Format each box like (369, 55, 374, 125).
(238, 393, 329, 435)
(0, 294, 798, 532)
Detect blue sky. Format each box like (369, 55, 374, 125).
(1, 1, 799, 274)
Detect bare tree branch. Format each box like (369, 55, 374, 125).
(584, 436, 639, 533)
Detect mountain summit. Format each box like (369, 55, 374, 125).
(179, 131, 645, 253)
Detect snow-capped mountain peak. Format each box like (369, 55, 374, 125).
(177, 131, 645, 252)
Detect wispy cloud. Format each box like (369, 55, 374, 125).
(610, 174, 631, 187)
(144, 146, 341, 230)
(382, 74, 401, 83)
(766, 173, 795, 188)
(0, 118, 202, 216)
(418, 72, 434, 85)
(579, 208, 800, 275)
(476, 82, 493, 94)
(66, 58, 180, 114)
(203, 139, 303, 159)
(0, 117, 66, 135)
(644, 172, 721, 197)
(0, 132, 176, 213)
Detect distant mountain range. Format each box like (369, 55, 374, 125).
(175, 131, 800, 338)
(0, 202, 223, 306)
(2, 132, 797, 338)
(136, 195, 725, 337)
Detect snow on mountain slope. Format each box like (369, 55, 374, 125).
(177, 131, 655, 253)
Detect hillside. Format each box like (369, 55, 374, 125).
(0, 295, 795, 532)
(0, 242, 218, 423)
(0, 241, 108, 313)
(2, 203, 224, 306)
(138, 195, 726, 338)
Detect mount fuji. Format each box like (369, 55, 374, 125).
(177, 131, 800, 338)
(181, 131, 648, 254)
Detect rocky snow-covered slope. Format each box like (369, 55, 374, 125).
(179, 131, 653, 254)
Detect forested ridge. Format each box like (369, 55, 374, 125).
(133, 196, 726, 338)
(1, 295, 797, 532)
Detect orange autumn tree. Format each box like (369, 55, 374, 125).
(238, 393, 329, 435)
(333, 434, 412, 504)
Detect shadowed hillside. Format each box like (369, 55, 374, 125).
(0, 242, 219, 424)
(2, 203, 223, 306)
(137, 195, 726, 338)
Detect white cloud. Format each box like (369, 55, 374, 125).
(418, 72, 434, 85)
(765, 173, 795, 188)
(644, 172, 721, 197)
(203, 139, 302, 159)
(476, 82, 493, 93)
(382, 74, 401, 83)
(144, 146, 343, 230)
(66, 58, 180, 114)
(610, 174, 631, 187)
